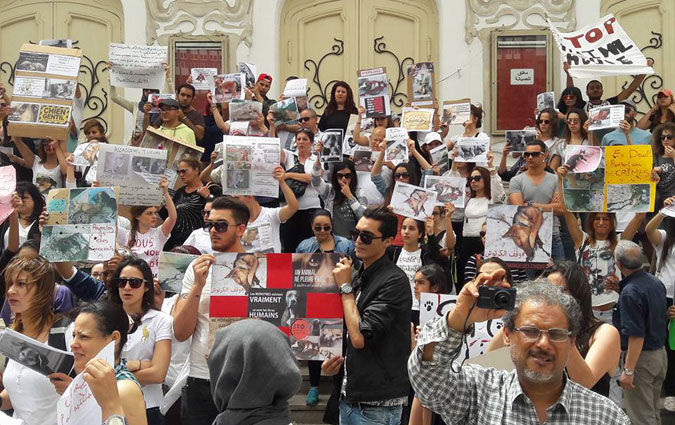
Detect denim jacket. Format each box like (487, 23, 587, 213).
(296, 235, 355, 258)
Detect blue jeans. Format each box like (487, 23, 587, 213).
(339, 400, 402, 425)
(551, 233, 565, 263)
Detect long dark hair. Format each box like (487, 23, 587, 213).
(585, 212, 617, 251)
(331, 160, 358, 206)
(659, 217, 675, 273)
(324, 81, 357, 116)
(537, 108, 559, 137)
(16, 181, 44, 223)
(469, 166, 491, 200)
(542, 261, 601, 355)
(108, 257, 155, 317)
(128, 206, 154, 250)
(72, 301, 139, 359)
(416, 264, 448, 294)
(384, 162, 419, 205)
(652, 122, 675, 156)
(557, 86, 586, 114)
(562, 108, 589, 143)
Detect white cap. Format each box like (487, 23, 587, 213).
(422, 131, 442, 145)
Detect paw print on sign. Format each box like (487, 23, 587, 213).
(424, 300, 434, 312)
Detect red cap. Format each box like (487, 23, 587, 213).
(659, 89, 673, 97)
(257, 73, 273, 83)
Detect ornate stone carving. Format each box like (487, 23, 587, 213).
(465, 0, 576, 43)
(145, 0, 253, 46)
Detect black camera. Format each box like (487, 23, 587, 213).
(476, 286, 516, 311)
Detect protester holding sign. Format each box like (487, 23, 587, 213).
(601, 100, 652, 146)
(10, 136, 67, 196)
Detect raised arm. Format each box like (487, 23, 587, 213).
(12, 136, 36, 169)
(172, 255, 213, 341)
(160, 177, 177, 237)
(615, 60, 652, 102)
(408, 138, 432, 170)
(351, 107, 369, 146)
(276, 166, 299, 222)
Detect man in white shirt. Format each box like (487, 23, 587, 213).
(171, 196, 248, 425)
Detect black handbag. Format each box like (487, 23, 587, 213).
(280, 156, 307, 202)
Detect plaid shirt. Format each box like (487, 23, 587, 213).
(408, 316, 630, 424)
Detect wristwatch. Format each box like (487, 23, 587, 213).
(623, 368, 634, 376)
(103, 415, 128, 425)
(339, 283, 353, 295)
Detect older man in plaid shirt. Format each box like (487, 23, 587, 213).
(409, 275, 629, 424)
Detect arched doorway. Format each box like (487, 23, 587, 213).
(0, 0, 125, 141)
(280, 0, 439, 113)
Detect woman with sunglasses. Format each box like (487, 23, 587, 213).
(651, 123, 675, 210)
(549, 108, 591, 171)
(9, 136, 68, 196)
(118, 176, 177, 276)
(279, 128, 322, 252)
(638, 88, 675, 131)
(108, 257, 171, 425)
(310, 149, 365, 238)
(556, 87, 586, 119)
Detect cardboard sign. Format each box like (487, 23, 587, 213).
(8, 43, 82, 140)
(208, 253, 344, 361)
(357, 67, 391, 118)
(401, 107, 434, 132)
(549, 14, 654, 78)
(407, 62, 435, 106)
(139, 127, 204, 170)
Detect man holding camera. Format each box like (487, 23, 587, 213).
(409, 275, 629, 424)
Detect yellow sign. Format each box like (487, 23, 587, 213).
(603, 145, 655, 212)
(38, 105, 70, 125)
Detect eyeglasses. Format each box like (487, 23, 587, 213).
(514, 326, 572, 342)
(313, 225, 332, 232)
(562, 94, 576, 100)
(661, 135, 674, 140)
(536, 119, 550, 125)
(299, 117, 313, 122)
(523, 151, 542, 158)
(114, 277, 145, 289)
(479, 231, 486, 237)
(160, 107, 178, 112)
(203, 220, 239, 233)
(394, 172, 410, 179)
(350, 229, 384, 245)
(337, 172, 352, 180)
(468, 175, 482, 182)
(567, 118, 580, 124)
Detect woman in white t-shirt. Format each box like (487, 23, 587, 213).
(0, 182, 44, 252)
(110, 257, 172, 425)
(118, 177, 176, 276)
(10, 136, 67, 196)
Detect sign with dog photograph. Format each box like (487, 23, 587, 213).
(484, 204, 553, 269)
(357, 67, 391, 117)
(407, 62, 435, 106)
(8, 43, 82, 140)
(222, 136, 280, 198)
(209, 253, 344, 360)
(0, 328, 74, 376)
(390, 181, 438, 220)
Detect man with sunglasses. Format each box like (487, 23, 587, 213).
(323, 205, 411, 425)
(410, 277, 629, 424)
(172, 196, 249, 425)
(601, 99, 652, 147)
(508, 140, 565, 262)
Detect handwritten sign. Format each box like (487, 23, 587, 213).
(401, 108, 434, 132)
(109, 43, 168, 89)
(57, 341, 115, 425)
(605, 145, 652, 184)
(510, 68, 534, 85)
(0, 166, 15, 224)
(549, 14, 654, 78)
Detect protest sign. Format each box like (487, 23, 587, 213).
(41, 187, 118, 262)
(39, 39, 73, 49)
(442, 99, 471, 126)
(270, 97, 299, 125)
(429, 144, 449, 175)
(588, 105, 624, 131)
(662, 204, 675, 218)
(0, 166, 15, 224)
(407, 62, 435, 106)
(222, 136, 280, 198)
(158, 251, 200, 292)
(147, 93, 176, 113)
(8, 44, 82, 140)
(536, 92, 556, 112)
(0, 410, 23, 425)
(604, 145, 655, 212)
(424, 175, 466, 207)
(0, 328, 74, 376)
(109, 43, 167, 89)
(139, 127, 204, 170)
(562, 167, 606, 212)
(213, 73, 245, 103)
(57, 341, 114, 425)
(401, 107, 434, 132)
(564, 145, 602, 173)
(190, 68, 218, 91)
(208, 253, 344, 360)
(485, 205, 553, 269)
(454, 137, 490, 162)
(320, 130, 344, 163)
(238, 62, 257, 87)
(97, 143, 168, 205)
(353, 150, 373, 172)
(229, 100, 262, 122)
(385, 127, 408, 163)
(548, 14, 654, 78)
(420, 293, 504, 360)
(283, 78, 307, 97)
(390, 182, 437, 220)
(505, 130, 536, 153)
(357, 67, 391, 117)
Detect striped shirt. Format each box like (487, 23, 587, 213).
(408, 315, 630, 424)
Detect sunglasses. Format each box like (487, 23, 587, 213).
(201, 209, 211, 217)
(562, 94, 576, 100)
(514, 325, 572, 343)
(114, 277, 145, 289)
(536, 119, 550, 125)
(204, 220, 238, 233)
(350, 229, 384, 245)
(314, 225, 332, 232)
(394, 172, 410, 179)
(177, 169, 190, 175)
(662, 135, 674, 140)
(523, 151, 542, 158)
(337, 172, 352, 179)
(567, 118, 580, 124)
(299, 117, 313, 122)
(468, 175, 482, 182)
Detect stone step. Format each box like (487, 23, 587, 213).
(289, 392, 328, 424)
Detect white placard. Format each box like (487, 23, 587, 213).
(222, 136, 280, 198)
(190, 68, 218, 91)
(109, 43, 168, 89)
(390, 181, 437, 220)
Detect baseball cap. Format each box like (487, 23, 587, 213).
(659, 89, 673, 97)
(257, 73, 273, 83)
(422, 132, 442, 145)
(158, 98, 180, 109)
(619, 99, 637, 111)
